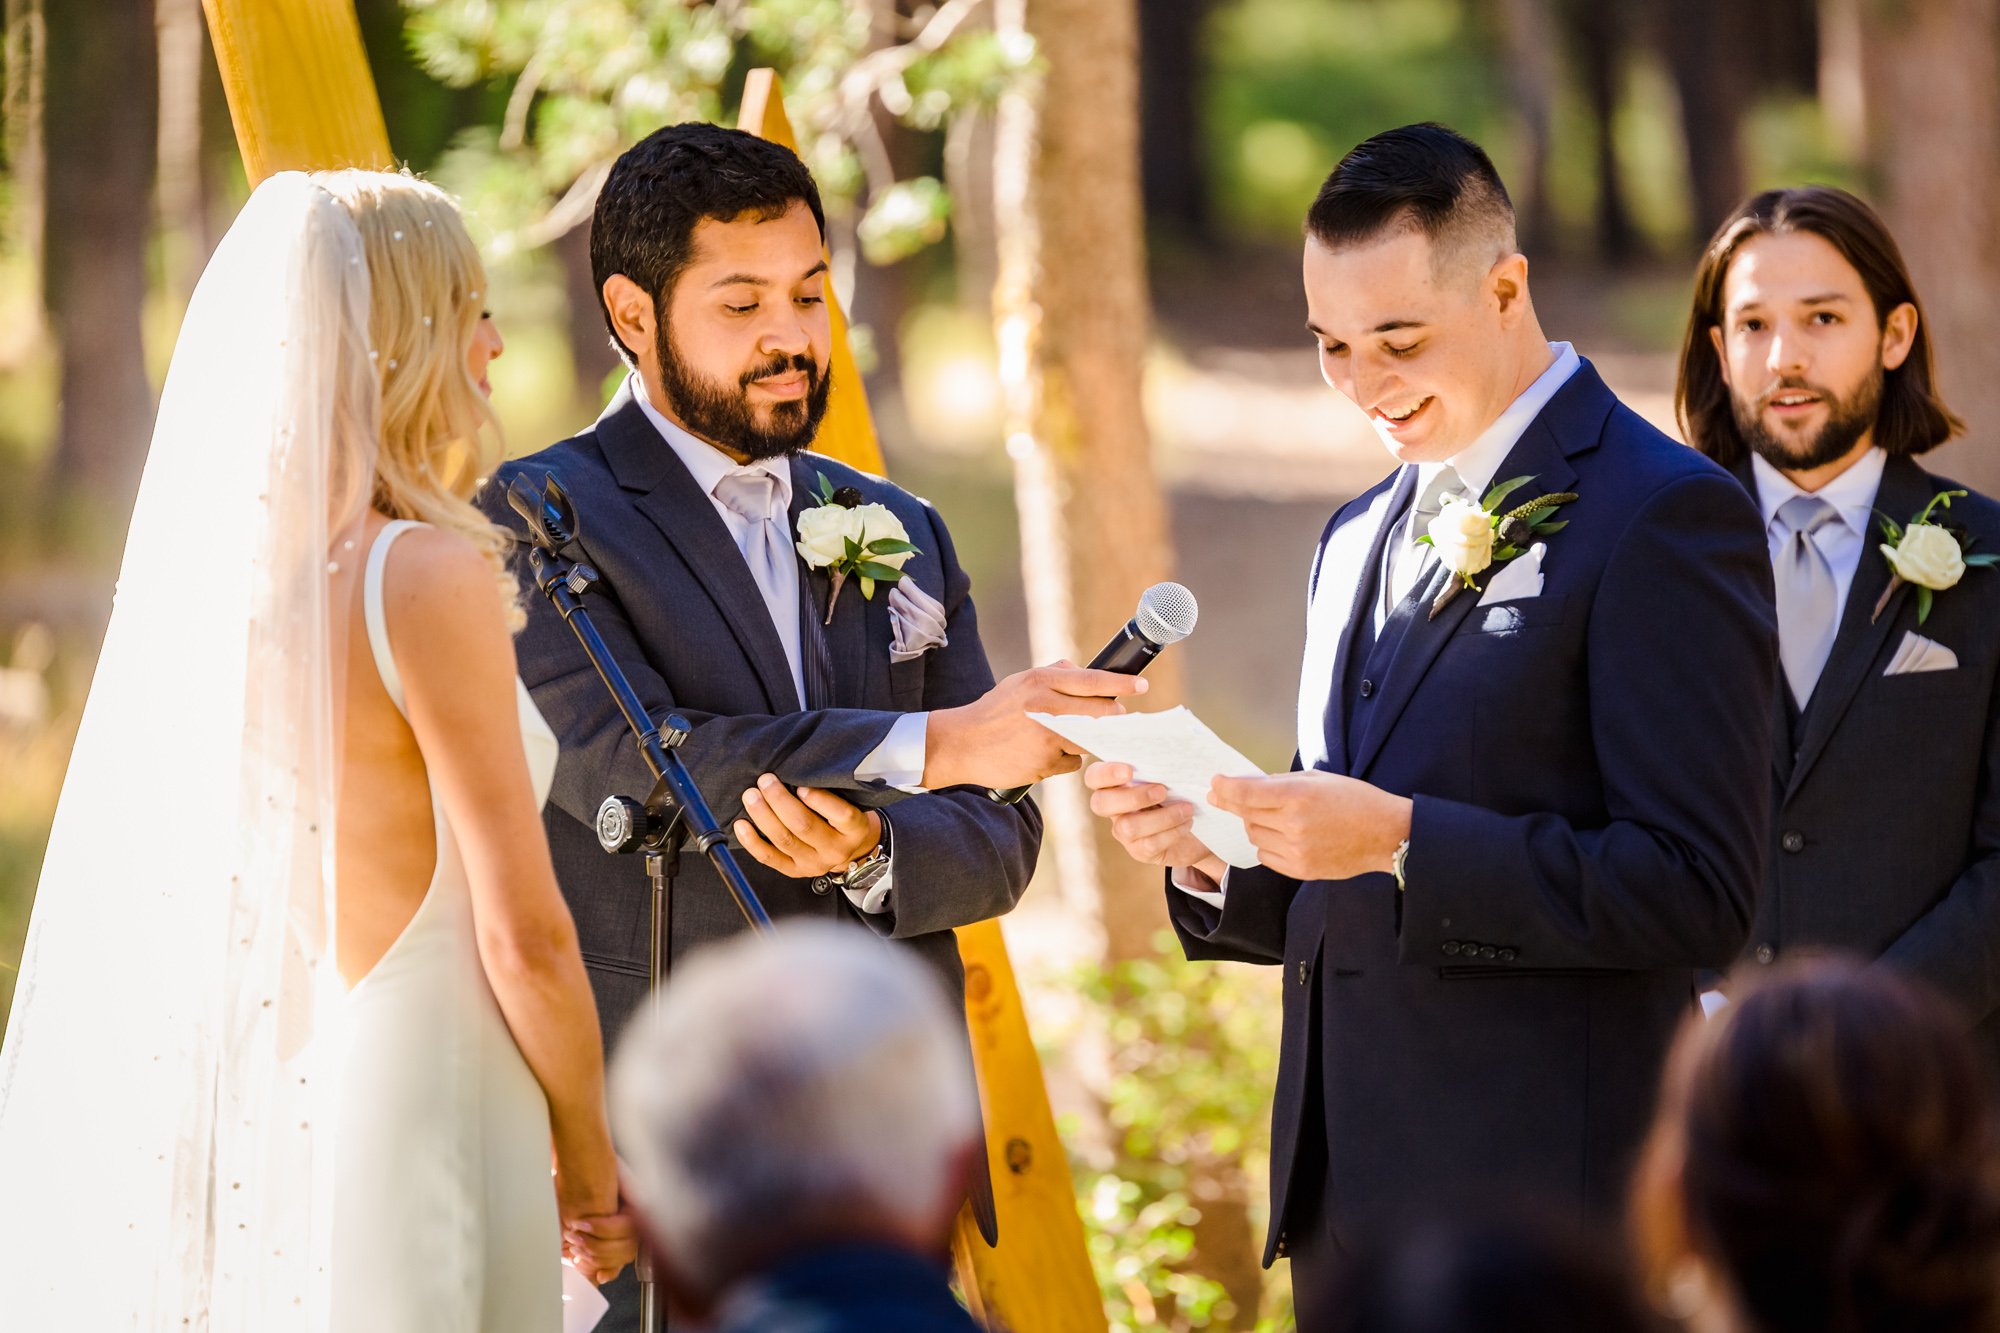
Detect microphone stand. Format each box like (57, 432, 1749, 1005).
(509, 471, 771, 1333)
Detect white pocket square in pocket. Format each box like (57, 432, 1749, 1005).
(1477, 542, 1545, 606)
(887, 579, 949, 664)
(1884, 630, 1958, 675)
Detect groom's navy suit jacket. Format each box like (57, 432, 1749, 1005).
(1729, 453, 2000, 1066)
(482, 386, 1041, 1044)
(1170, 360, 1778, 1264)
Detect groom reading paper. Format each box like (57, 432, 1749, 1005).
(1085, 124, 1778, 1308)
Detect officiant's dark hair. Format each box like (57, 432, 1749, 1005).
(591, 122, 826, 366)
(1677, 186, 1961, 467)
(1305, 123, 1516, 280)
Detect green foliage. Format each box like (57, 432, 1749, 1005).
(1045, 937, 1289, 1331)
(399, 0, 1032, 262)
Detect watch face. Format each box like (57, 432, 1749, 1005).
(846, 857, 890, 893)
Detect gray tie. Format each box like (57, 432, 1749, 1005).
(1385, 465, 1464, 619)
(1774, 494, 1842, 706)
(714, 468, 805, 701)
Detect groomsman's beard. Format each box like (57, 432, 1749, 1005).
(1733, 364, 1884, 473)
(656, 324, 832, 460)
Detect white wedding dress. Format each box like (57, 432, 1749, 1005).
(329, 519, 563, 1332)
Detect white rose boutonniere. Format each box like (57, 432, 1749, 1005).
(795, 473, 921, 623)
(1415, 474, 1578, 618)
(1874, 489, 1997, 624)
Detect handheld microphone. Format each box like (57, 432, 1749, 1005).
(989, 581, 1199, 804)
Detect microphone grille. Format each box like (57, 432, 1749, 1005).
(1134, 582, 1198, 646)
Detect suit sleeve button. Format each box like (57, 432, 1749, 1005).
(1781, 831, 1805, 854)
(1478, 945, 1497, 960)
(1499, 948, 1518, 962)
(1755, 943, 1776, 964)
(1442, 941, 1461, 956)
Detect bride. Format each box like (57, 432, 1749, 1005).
(0, 169, 632, 1328)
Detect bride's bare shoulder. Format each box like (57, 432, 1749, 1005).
(377, 525, 514, 673)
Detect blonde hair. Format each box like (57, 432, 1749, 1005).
(312, 168, 521, 627)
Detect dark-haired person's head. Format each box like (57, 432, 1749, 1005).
(1311, 1216, 1665, 1333)
(1631, 958, 2000, 1333)
(591, 122, 832, 461)
(1303, 123, 1546, 464)
(1677, 185, 1962, 478)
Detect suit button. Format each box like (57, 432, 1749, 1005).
(1755, 943, 1776, 964)
(1499, 948, 1518, 962)
(1297, 961, 1309, 986)
(1359, 678, 1375, 699)
(1442, 941, 1462, 956)
(1479, 946, 1497, 960)
(810, 876, 832, 896)
(1781, 831, 1805, 854)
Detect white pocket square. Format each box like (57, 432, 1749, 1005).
(1477, 542, 1545, 606)
(1884, 630, 1958, 675)
(887, 580, 949, 664)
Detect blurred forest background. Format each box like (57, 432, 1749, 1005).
(4, 1, 1998, 1327)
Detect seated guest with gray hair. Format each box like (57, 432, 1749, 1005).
(608, 922, 983, 1332)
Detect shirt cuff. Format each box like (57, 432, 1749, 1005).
(1171, 864, 1228, 908)
(855, 712, 929, 794)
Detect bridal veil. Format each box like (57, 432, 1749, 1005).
(0, 172, 376, 1329)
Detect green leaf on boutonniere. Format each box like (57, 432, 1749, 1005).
(855, 560, 907, 584)
(866, 537, 920, 557)
(1965, 554, 2000, 567)
(817, 473, 837, 504)
(844, 535, 863, 562)
(1532, 519, 1568, 535)
(1917, 586, 1935, 625)
(1483, 475, 1535, 510)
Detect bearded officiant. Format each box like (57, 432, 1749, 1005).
(481, 123, 1143, 1332)
(1677, 185, 2000, 1060)
(1084, 124, 1778, 1309)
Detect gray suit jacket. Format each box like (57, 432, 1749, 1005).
(1734, 453, 2000, 1066)
(479, 386, 1041, 1046)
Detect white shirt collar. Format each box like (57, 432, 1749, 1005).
(1419, 341, 1581, 502)
(1750, 446, 1885, 538)
(628, 372, 794, 508)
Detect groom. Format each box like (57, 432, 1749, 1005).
(1085, 124, 1777, 1308)
(484, 123, 1137, 1327)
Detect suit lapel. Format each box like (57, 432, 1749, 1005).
(597, 389, 802, 713)
(787, 456, 874, 704)
(1297, 471, 1408, 771)
(1348, 415, 1581, 779)
(1784, 453, 1933, 800)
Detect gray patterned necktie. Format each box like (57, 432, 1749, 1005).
(1774, 494, 1842, 707)
(713, 468, 812, 706)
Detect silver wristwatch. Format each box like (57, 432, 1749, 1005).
(817, 816, 892, 897)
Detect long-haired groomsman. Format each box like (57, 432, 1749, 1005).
(1679, 186, 2000, 1054)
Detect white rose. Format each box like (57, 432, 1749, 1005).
(1427, 496, 1495, 578)
(851, 503, 916, 573)
(1884, 523, 1965, 590)
(795, 503, 868, 568)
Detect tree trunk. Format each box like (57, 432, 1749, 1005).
(1493, 0, 1556, 254)
(1868, 0, 2000, 495)
(1564, 0, 1639, 264)
(5, 0, 45, 341)
(157, 0, 211, 302)
(43, 0, 158, 522)
(553, 219, 620, 410)
(1138, 0, 1212, 244)
(1654, 0, 1751, 246)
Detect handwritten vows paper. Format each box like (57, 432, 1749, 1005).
(1029, 706, 1266, 869)
(562, 1258, 610, 1333)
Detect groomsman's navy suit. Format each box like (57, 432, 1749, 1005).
(1169, 359, 1778, 1292)
(1730, 451, 2000, 1065)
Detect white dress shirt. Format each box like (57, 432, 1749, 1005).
(632, 376, 923, 911)
(1750, 445, 1886, 625)
(1178, 342, 1582, 905)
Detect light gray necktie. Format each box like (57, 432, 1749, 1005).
(1774, 494, 1842, 706)
(713, 468, 804, 698)
(1385, 464, 1464, 620)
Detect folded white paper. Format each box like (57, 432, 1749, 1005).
(1478, 542, 1545, 606)
(1029, 705, 1266, 869)
(562, 1258, 611, 1333)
